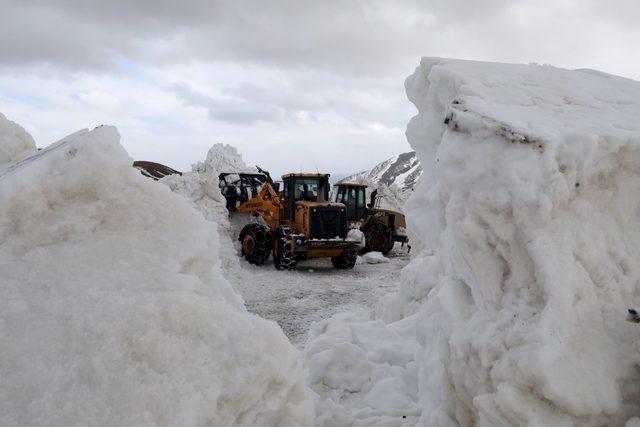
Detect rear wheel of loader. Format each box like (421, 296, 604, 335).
(362, 223, 394, 255)
(273, 226, 297, 270)
(331, 250, 358, 269)
(239, 224, 272, 265)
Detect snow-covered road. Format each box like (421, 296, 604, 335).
(230, 251, 410, 346)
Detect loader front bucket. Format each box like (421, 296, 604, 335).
(219, 172, 270, 211)
(133, 161, 182, 180)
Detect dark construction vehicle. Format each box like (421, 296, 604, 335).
(219, 170, 362, 270)
(332, 182, 409, 255)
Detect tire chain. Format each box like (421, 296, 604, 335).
(274, 225, 297, 270)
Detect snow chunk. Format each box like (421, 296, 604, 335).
(0, 126, 312, 426)
(0, 112, 37, 165)
(305, 58, 640, 425)
(362, 251, 389, 264)
(346, 228, 365, 248)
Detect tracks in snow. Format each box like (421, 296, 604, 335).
(230, 253, 410, 347)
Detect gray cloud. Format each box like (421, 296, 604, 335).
(172, 82, 288, 124)
(171, 70, 410, 131)
(2, 0, 638, 79)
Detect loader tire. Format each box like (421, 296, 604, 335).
(274, 226, 297, 271)
(239, 224, 272, 265)
(362, 223, 394, 255)
(331, 250, 358, 269)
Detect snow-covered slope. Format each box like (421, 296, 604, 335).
(304, 58, 640, 426)
(341, 151, 422, 194)
(0, 125, 312, 426)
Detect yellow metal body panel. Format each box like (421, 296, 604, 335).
(236, 183, 283, 231)
(299, 248, 346, 258)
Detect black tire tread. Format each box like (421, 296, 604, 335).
(362, 222, 395, 255)
(239, 223, 272, 265)
(331, 250, 358, 269)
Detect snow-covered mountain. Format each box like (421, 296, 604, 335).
(340, 151, 422, 193)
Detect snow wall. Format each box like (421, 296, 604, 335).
(304, 58, 640, 426)
(162, 143, 256, 274)
(0, 121, 312, 426)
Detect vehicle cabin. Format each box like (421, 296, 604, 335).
(280, 173, 331, 221)
(332, 181, 410, 255)
(333, 182, 368, 221)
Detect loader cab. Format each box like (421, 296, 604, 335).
(333, 183, 368, 221)
(281, 173, 331, 220)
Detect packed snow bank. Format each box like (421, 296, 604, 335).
(163, 143, 255, 226)
(304, 58, 640, 425)
(304, 312, 422, 426)
(0, 112, 37, 165)
(162, 143, 257, 272)
(0, 127, 312, 426)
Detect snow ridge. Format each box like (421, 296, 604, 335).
(162, 143, 256, 272)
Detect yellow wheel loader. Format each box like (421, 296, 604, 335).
(332, 183, 409, 255)
(220, 170, 362, 270)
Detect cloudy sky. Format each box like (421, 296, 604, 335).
(1, 0, 639, 177)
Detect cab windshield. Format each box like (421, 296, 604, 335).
(334, 186, 366, 208)
(294, 178, 320, 202)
